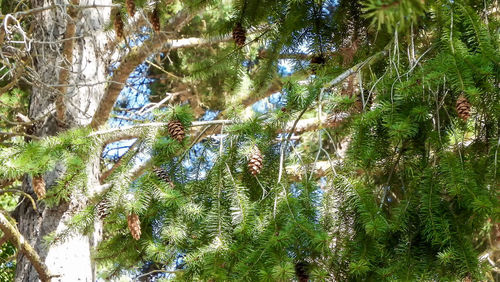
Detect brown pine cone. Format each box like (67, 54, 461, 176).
(232, 23, 246, 47)
(150, 8, 160, 33)
(168, 120, 185, 142)
(114, 13, 124, 38)
(295, 261, 310, 282)
(153, 167, 174, 187)
(310, 55, 326, 74)
(127, 213, 141, 240)
(456, 94, 471, 121)
(248, 146, 263, 176)
(33, 175, 46, 199)
(96, 199, 111, 220)
(126, 0, 135, 17)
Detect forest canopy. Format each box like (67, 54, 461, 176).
(0, 0, 498, 281)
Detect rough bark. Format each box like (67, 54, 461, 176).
(14, 0, 111, 280)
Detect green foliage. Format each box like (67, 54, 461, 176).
(57, 0, 500, 280)
(0, 0, 498, 281)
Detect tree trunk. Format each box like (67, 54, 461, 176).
(14, 0, 112, 280)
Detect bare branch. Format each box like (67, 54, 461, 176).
(89, 120, 233, 139)
(55, 0, 79, 124)
(0, 212, 53, 282)
(12, 4, 120, 17)
(90, 34, 232, 129)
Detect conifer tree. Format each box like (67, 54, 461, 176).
(0, 0, 498, 281)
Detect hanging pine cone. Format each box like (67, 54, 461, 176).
(153, 167, 174, 187)
(295, 261, 310, 282)
(114, 12, 124, 38)
(310, 55, 326, 74)
(456, 94, 471, 121)
(168, 120, 185, 142)
(127, 213, 141, 240)
(232, 23, 246, 47)
(96, 199, 111, 220)
(150, 8, 160, 33)
(126, 0, 135, 17)
(32, 175, 46, 199)
(248, 146, 263, 176)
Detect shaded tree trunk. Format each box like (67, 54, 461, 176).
(13, 0, 112, 280)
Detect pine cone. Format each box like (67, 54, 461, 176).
(96, 199, 111, 220)
(248, 146, 263, 176)
(295, 261, 309, 282)
(310, 55, 325, 74)
(153, 167, 174, 187)
(232, 23, 246, 47)
(114, 13, 124, 38)
(150, 8, 160, 33)
(127, 213, 141, 240)
(33, 175, 46, 199)
(168, 120, 185, 142)
(126, 0, 135, 17)
(456, 94, 471, 121)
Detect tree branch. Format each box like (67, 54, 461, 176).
(0, 212, 53, 282)
(89, 120, 233, 141)
(90, 34, 231, 129)
(55, 0, 79, 125)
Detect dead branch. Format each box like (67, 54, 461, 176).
(55, 0, 80, 125)
(90, 35, 231, 129)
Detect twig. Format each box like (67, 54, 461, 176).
(0, 188, 37, 211)
(134, 269, 181, 280)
